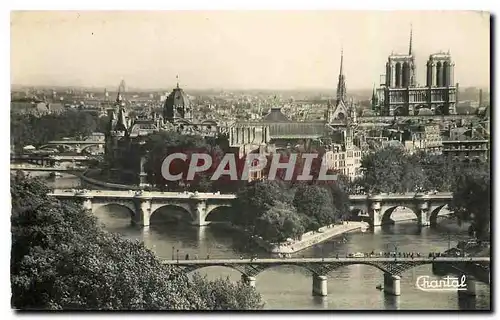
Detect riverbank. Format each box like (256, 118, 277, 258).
(213, 221, 369, 254)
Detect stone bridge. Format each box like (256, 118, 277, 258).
(349, 193, 453, 227)
(39, 140, 105, 153)
(164, 257, 490, 297)
(49, 189, 237, 226)
(48, 189, 453, 228)
(10, 164, 86, 175)
(11, 154, 95, 167)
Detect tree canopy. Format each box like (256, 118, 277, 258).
(232, 178, 351, 243)
(11, 172, 263, 310)
(451, 165, 490, 240)
(359, 147, 489, 194)
(10, 110, 108, 152)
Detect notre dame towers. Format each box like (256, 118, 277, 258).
(376, 28, 457, 116)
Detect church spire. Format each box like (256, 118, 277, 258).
(116, 86, 122, 103)
(176, 75, 179, 89)
(336, 48, 347, 106)
(340, 47, 344, 76)
(409, 24, 413, 55)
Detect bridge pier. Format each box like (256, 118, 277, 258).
(417, 200, 430, 227)
(190, 201, 211, 226)
(79, 196, 93, 211)
(312, 275, 328, 296)
(370, 201, 382, 227)
(383, 273, 401, 296)
(133, 197, 152, 227)
(241, 275, 256, 288)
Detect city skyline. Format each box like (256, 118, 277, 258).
(11, 11, 490, 90)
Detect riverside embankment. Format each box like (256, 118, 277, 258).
(214, 221, 369, 254)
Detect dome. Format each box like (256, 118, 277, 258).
(165, 86, 190, 110)
(163, 83, 192, 121)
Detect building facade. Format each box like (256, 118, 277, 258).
(375, 29, 458, 116)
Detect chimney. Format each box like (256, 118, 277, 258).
(479, 89, 483, 107)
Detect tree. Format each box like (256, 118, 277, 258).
(232, 180, 295, 233)
(359, 146, 407, 193)
(293, 184, 336, 228)
(255, 202, 305, 243)
(320, 174, 352, 221)
(11, 173, 263, 310)
(143, 131, 223, 191)
(10, 109, 103, 152)
(451, 166, 490, 240)
(190, 274, 263, 310)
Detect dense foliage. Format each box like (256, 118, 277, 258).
(359, 147, 489, 193)
(10, 110, 108, 151)
(142, 131, 241, 192)
(451, 165, 491, 240)
(359, 147, 490, 239)
(232, 179, 351, 243)
(11, 173, 263, 310)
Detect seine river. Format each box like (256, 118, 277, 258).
(48, 174, 491, 310)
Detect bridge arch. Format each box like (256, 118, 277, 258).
(204, 204, 233, 223)
(39, 144, 73, 151)
(92, 202, 136, 218)
(331, 261, 395, 275)
(252, 263, 319, 277)
(381, 205, 419, 225)
(429, 204, 449, 226)
(149, 203, 194, 224)
(183, 265, 247, 277)
(81, 144, 103, 153)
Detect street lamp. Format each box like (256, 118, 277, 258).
(172, 246, 175, 261)
(176, 249, 179, 263)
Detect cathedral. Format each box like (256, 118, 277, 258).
(374, 28, 458, 116)
(228, 50, 362, 179)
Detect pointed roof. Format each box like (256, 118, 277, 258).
(409, 24, 413, 55)
(262, 108, 291, 122)
(115, 106, 128, 131)
(336, 49, 347, 106)
(330, 99, 349, 121)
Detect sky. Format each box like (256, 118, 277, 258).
(10, 11, 490, 90)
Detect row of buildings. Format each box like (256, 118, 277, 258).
(96, 32, 490, 185)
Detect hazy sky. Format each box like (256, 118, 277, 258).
(11, 11, 490, 90)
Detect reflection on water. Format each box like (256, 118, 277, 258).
(51, 177, 490, 310)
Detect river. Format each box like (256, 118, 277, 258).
(48, 174, 491, 310)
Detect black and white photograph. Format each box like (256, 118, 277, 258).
(8, 8, 491, 311)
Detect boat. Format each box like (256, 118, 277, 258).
(49, 171, 63, 178)
(376, 284, 383, 290)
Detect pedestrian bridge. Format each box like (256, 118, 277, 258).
(349, 193, 453, 227)
(164, 257, 490, 297)
(49, 189, 237, 226)
(48, 189, 454, 227)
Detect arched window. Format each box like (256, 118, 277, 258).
(395, 62, 402, 87)
(436, 62, 442, 87)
